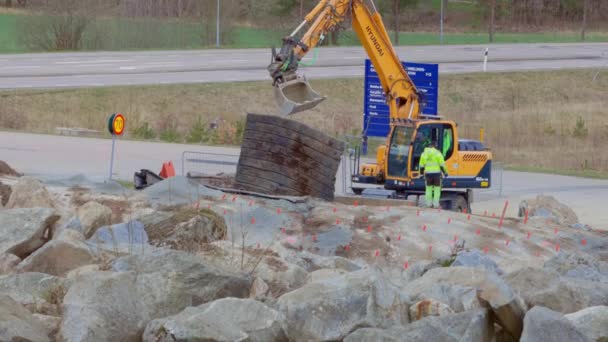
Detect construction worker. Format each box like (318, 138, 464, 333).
(419, 140, 449, 208)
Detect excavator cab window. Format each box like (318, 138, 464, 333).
(411, 123, 456, 171)
(387, 126, 415, 178)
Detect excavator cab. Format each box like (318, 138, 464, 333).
(273, 75, 326, 116)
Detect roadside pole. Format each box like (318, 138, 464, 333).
(107, 113, 125, 181)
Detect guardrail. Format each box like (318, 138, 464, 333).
(181, 151, 240, 177)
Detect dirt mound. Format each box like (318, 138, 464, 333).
(0, 161, 20, 177)
(518, 195, 579, 225)
(144, 207, 227, 253)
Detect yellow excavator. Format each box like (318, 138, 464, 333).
(267, 0, 492, 212)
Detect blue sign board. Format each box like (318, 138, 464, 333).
(363, 59, 439, 137)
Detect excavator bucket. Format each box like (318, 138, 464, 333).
(274, 76, 326, 116)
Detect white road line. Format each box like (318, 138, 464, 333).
(55, 59, 134, 65)
(343, 56, 361, 60)
(0, 65, 41, 70)
(119, 66, 137, 70)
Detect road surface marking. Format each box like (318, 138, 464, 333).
(119, 66, 137, 70)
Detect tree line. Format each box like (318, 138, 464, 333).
(3, 0, 607, 51)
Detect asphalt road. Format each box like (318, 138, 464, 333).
(2, 131, 607, 228)
(1, 43, 607, 89)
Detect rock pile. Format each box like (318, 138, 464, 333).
(0, 175, 606, 341)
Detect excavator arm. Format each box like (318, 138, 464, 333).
(268, 0, 420, 120)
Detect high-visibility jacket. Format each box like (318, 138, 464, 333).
(419, 146, 446, 174)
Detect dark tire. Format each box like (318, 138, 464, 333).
(352, 188, 363, 195)
(453, 195, 469, 213)
(235, 113, 345, 201)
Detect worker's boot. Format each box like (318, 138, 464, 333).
(432, 186, 441, 209)
(425, 186, 433, 208)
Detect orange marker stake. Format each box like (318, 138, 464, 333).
(527, 231, 531, 239)
(397, 234, 402, 241)
(467, 214, 471, 221)
(281, 227, 286, 233)
(428, 245, 433, 253)
(251, 217, 256, 225)
(448, 218, 452, 224)
(276, 208, 282, 214)
(422, 224, 427, 232)
(498, 200, 509, 229)
(404, 261, 409, 269)
(581, 239, 587, 246)
(312, 234, 317, 242)
(344, 245, 350, 251)
(453, 235, 458, 242)
(483, 246, 489, 254)
(367, 225, 372, 233)
(476, 228, 481, 235)
(524, 209, 529, 224)
(353, 200, 358, 207)
(336, 219, 341, 225)
(332, 207, 337, 213)
(555, 244, 561, 252)
(374, 250, 379, 257)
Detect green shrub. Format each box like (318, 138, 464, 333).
(131, 122, 156, 140)
(160, 124, 181, 143)
(186, 116, 211, 144)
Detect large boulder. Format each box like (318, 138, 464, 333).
(518, 195, 578, 225)
(0, 208, 59, 258)
(452, 250, 503, 275)
(403, 266, 526, 340)
(143, 208, 227, 253)
(6, 176, 55, 209)
(15, 230, 96, 276)
(143, 298, 287, 342)
(0, 272, 65, 315)
(345, 309, 493, 342)
(0, 294, 51, 342)
(77, 201, 112, 238)
(520, 306, 589, 342)
(565, 306, 608, 342)
(87, 220, 150, 255)
(60, 249, 251, 342)
(277, 268, 410, 341)
(544, 253, 608, 283)
(505, 267, 608, 314)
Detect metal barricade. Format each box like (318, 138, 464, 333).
(181, 151, 240, 177)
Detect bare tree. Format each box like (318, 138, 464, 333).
(488, 0, 496, 43)
(582, 0, 589, 41)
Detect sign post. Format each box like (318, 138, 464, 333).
(363, 59, 439, 139)
(107, 113, 125, 181)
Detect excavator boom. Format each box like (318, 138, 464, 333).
(268, 0, 420, 119)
